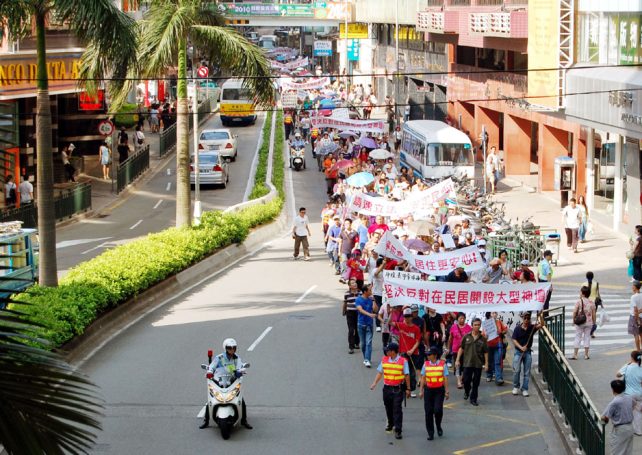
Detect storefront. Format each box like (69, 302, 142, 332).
(566, 66, 642, 234)
(0, 50, 107, 186)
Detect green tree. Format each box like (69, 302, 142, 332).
(0, 300, 102, 454)
(0, 0, 139, 287)
(137, 0, 275, 227)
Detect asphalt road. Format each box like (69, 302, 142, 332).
(81, 149, 566, 455)
(54, 113, 265, 274)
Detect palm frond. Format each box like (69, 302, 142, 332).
(0, 300, 103, 455)
(54, 0, 139, 110)
(139, 0, 195, 77)
(190, 25, 275, 107)
(196, 3, 227, 27)
(0, 0, 32, 40)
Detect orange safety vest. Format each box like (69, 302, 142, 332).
(284, 114, 293, 124)
(311, 128, 319, 138)
(382, 355, 407, 386)
(424, 360, 446, 389)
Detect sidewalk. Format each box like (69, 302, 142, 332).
(495, 179, 640, 453)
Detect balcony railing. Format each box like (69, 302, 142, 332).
(448, 64, 528, 106)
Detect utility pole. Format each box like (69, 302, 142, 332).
(395, 0, 400, 125)
(344, 0, 349, 90)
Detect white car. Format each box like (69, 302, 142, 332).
(198, 129, 238, 161)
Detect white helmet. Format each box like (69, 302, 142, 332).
(223, 338, 237, 350)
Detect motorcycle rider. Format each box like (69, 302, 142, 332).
(199, 338, 253, 430)
(289, 132, 305, 168)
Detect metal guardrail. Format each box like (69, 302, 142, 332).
(158, 96, 217, 157)
(487, 232, 544, 265)
(543, 306, 565, 351)
(539, 308, 605, 455)
(117, 144, 150, 194)
(0, 183, 92, 228)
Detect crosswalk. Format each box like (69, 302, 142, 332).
(531, 290, 633, 358)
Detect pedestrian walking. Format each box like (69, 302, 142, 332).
(484, 312, 508, 385)
(134, 125, 146, 154)
(18, 177, 33, 205)
(628, 281, 642, 351)
(629, 226, 642, 281)
(584, 271, 603, 338)
(397, 308, 422, 397)
(61, 143, 76, 182)
(356, 284, 378, 368)
(418, 346, 449, 441)
(343, 279, 361, 354)
(562, 197, 582, 253)
(117, 126, 130, 163)
(601, 380, 635, 455)
(571, 286, 596, 360)
(511, 312, 541, 396)
(538, 250, 554, 311)
(291, 207, 311, 261)
(369, 342, 410, 440)
(99, 141, 111, 180)
(578, 195, 589, 242)
(485, 146, 501, 193)
(4, 174, 16, 207)
(455, 318, 488, 406)
(446, 313, 471, 389)
(324, 215, 342, 274)
(423, 307, 446, 358)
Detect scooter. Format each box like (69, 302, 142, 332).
(290, 145, 306, 171)
(199, 350, 250, 440)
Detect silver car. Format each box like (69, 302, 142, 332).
(190, 152, 229, 188)
(198, 129, 238, 161)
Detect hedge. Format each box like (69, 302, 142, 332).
(113, 103, 139, 128)
(16, 110, 287, 349)
(248, 111, 274, 200)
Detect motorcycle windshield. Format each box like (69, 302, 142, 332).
(213, 371, 237, 388)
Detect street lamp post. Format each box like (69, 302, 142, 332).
(191, 47, 201, 225)
(395, 0, 399, 125)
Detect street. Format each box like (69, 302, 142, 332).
(54, 113, 265, 274)
(82, 151, 566, 455)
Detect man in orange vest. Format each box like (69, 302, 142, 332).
(369, 342, 410, 440)
(284, 110, 294, 139)
(418, 346, 450, 441)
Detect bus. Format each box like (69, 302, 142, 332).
(400, 120, 474, 180)
(219, 79, 256, 126)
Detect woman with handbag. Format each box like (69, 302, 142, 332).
(571, 286, 596, 360)
(583, 271, 602, 338)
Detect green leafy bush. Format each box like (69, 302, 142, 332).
(113, 103, 139, 128)
(16, 110, 288, 349)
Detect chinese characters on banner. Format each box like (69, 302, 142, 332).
(270, 57, 309, 70)
(310, 116, 385, 133)
(375, 231, 485, 276)
(347, 178, 455, 217)
(281, 77, 330, 91)
(383, 274, 551, 313)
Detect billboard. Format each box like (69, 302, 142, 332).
(339, 23, 368, 39)
(527, 0, 560, 109)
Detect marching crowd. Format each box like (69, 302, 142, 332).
(284, 82, 642, 451)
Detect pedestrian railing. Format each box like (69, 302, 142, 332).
(538, 315, 605, 455)
(158, 96, 217, 157)
(0, 183, 92, 228)
(487, 232, 544, 266)
(117, 145, 150, 194)
(543, 305, 565, 350)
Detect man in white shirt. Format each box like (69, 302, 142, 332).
(18, 177, 34, 204)
(562, 197, 582, 253)
(485, 146, 501, 193)
(292, 207, 312, 261)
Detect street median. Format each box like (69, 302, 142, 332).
(15, 109, 287, 356)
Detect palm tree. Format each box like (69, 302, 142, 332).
(0, 1, 139, 287)
(138, 0, 275, 227)
(0, 296, 103, 454)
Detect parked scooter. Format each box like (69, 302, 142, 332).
(199, 350, 250, 440)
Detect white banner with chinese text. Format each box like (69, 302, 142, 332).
(375, 231, 485, 276)
(310, 116, 385, 133)
(383, 273, 550, 313)
(281, 77, 330, 91)
(347, 178, 455, 216)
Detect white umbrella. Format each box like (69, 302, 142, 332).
(369, 148, 394, 160)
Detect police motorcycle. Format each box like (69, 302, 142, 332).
(199, 342, 250, 440)
(289, 133, 306, 171)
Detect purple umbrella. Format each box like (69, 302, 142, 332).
(403, 238, 431, 252)
(358, 136, 377, 149)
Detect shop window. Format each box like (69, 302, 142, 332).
(0, 103, 18, 149)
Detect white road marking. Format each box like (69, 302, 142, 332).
(295, 285, 317, 303)
(81, 242, 109, 255)
(153, 199, 163, 209)
(247, 326, 272, 352)
(166, 182, 171, 191)
(129, 220, 143, 230)
(56, 237, 112, 249)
